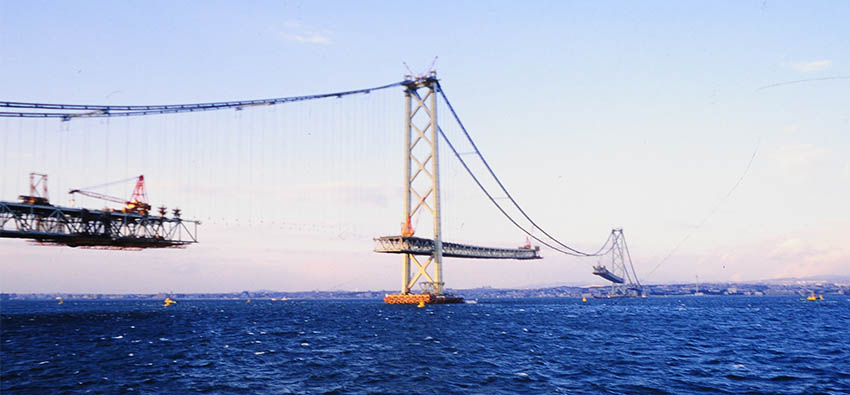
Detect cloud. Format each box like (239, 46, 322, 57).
(782, 123, 800, 133)
(768, 236, 850, 279)
(281, 33, 331, 45)
(773, 143, 831, 172)
(760, 222, 850, 280)
(276, 21, 331, 45)
(791, 60, 832, 73)
(770, 237, 806, 257)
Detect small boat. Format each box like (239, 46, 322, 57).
(802, 292, 823, 301)
(163, 297, 177, 307)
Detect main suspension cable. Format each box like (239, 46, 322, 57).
(437, 121, 606, 256)
(0, 81, 407, 119)
(436, 82, 611, 257)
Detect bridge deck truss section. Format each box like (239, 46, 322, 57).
(0, 201, 199, 249)
(375, 236, 541, 260)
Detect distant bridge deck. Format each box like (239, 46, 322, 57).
(374, 236, 541, 260)
(0, 201, 198, 249)
(593, 265, 624, 283)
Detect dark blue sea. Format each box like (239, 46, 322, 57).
(2, 296, 849, 394)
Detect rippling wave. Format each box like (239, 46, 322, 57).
(2, 297, 849, 393)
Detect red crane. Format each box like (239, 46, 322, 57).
(69, 175, 152, 215)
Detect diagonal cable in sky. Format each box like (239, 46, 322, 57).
(645, 139, 761, 278)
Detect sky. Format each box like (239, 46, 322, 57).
(1, 1, 848, 293)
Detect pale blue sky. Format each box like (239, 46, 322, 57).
(1, 1, 848, 293)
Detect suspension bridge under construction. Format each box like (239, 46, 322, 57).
(0, 72, 642, 303)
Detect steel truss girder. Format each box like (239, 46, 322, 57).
(375, 236, 541, 260)
(0, 201, 198, 249)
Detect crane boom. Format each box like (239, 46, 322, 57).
(68, 175, 151, 215)
(68, 189, 126, 205)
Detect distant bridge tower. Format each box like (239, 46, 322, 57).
(592, 228, 643, 297)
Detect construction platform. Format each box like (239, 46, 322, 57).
(384, 293, 464, 305)
(374, 236, 541, 260)
(0, 201, 198, 249)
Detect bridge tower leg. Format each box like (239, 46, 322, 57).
(399, 74, 445, 297)
(609, 230, 627, 295)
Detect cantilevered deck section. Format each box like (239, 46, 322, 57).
(593, 264, 625, 284)
(374, 236, 541, 260)
(0, 201, 198, 249)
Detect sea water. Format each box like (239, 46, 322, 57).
(2, 296, 849, 393)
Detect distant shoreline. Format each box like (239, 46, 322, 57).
(3, 279, 848, 301)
